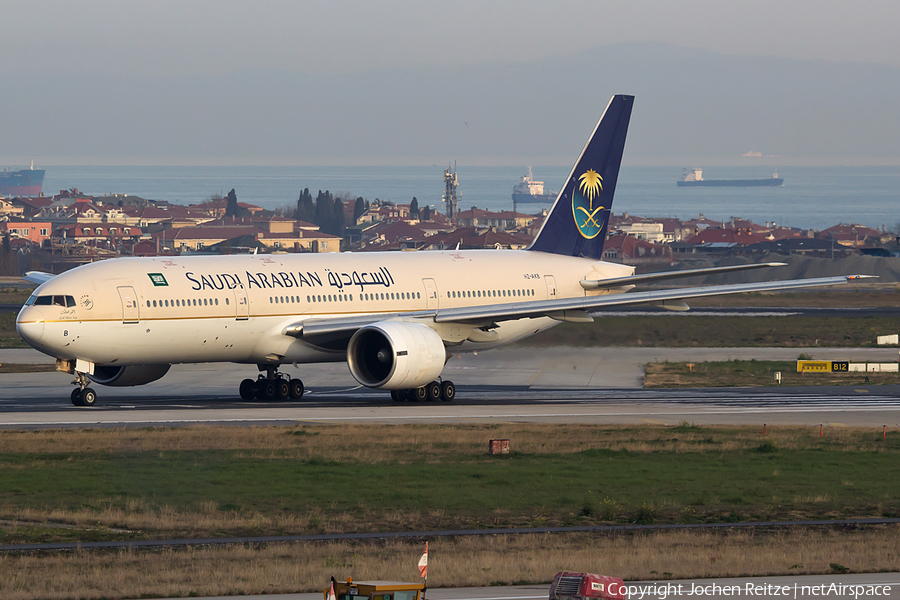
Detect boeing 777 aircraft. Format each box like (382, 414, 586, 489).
(16, 95, 868, 406)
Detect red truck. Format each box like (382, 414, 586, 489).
(549, 571, 626, 600)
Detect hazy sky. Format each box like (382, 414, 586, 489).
(4, 0, 898, 75)
(2, 0, 899, 165)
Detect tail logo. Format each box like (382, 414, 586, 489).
(573, 169, 606, 239)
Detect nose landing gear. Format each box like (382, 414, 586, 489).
(239, 365, 304, 401)
(70, 372, 97, 407)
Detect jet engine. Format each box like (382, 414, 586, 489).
(89, 364, 171, 387)
(347, 321, 446, 389)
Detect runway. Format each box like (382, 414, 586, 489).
(2, 347, 899, 428)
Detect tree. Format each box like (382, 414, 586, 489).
(295, 188, 314, 223)
(225, 189, 248, 218)
(422, 205, 431, 221)
(353, 197, 366, 223)
(328, 197, 346, 237)
(0, 232, 12, 276)
(315, 190, 334, 228)
(410, 197, 419, 217)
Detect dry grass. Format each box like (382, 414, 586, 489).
(1, 528, 899, 600)
(0, 423, 891, 457)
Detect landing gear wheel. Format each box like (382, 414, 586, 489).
(411, 386, 427, 402)
(239, 379, 255, 400)
(440, 380, 456, 401)
(426, 381, 441, 402)
(257, 380, 277, 401)
(289, 379, 304, 400)
(81, 388, 97, 407)
(275, 379, 290, 400)
(391, 390, 405, 402)
(71, 389, 84, 406)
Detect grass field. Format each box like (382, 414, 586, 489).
(1, 424, 898, 546)
(644, 360, 900, 387)
(2, 424, 899, 599)
(2, 528, 899, 600)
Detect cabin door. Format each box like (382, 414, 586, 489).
(117, 286, 139, 324)
(234, 290, 250, 320)
(544, 275, 558, 300)
(422, 278, 439, 310)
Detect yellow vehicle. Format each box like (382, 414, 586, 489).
(324, 578, 426, 600)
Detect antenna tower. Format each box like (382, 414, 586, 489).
(443, 162, 459, 222)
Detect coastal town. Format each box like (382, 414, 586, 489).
(0, 184, 897, 277)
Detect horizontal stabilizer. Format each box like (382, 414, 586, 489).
(22, 271, 55, 285)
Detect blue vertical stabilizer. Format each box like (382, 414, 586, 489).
(528, 94, 634, 260)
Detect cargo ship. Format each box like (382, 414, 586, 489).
(0, 162, 45, 196)
(677, 168, 783, 187)
(512, 167, 558, 204)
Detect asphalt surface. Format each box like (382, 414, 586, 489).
(2, 347, 899, 428)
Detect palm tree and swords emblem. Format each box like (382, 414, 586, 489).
(573, 168, 605, 239)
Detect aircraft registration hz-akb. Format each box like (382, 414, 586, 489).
(16, 95, 869, 406)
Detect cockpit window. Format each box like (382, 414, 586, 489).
(30, 295, 75, 307)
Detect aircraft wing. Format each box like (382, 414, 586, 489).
(22, 271, 55, 285)
(579, 261, 787, 289)
(433, 274, 873, 324)
(285, 274, 873, 340)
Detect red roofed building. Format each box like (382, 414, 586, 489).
(601, 233, 672, 264)
(454, 208, 534, 230)
(191, 198, 264, 217)
(818, 223, 893, 247)
(56, 222, 144, 246)
(421, 227, 533, 251)
(683, 228, 771, 246)
(1, 219, 53, 245)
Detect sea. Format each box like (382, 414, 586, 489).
(41, 165, 900, 232)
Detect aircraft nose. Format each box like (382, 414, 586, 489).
(16, 307, 45, 345)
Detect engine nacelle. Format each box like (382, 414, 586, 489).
(347, 321, 446, 389)
(89, 364, 171, 387)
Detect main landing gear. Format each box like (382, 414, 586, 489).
(390, 380, 456, 402)
(239, 365, 304, 401)
(70, 372, 97, 407)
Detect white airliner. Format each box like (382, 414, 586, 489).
(16, 95, 868, 406)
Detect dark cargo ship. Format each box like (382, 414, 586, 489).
(677, 167, 783, 187)
(0, 163, 45, 196)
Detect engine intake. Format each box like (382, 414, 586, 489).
(347, 321, 445, 389)
(89, 364, 171, 387)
